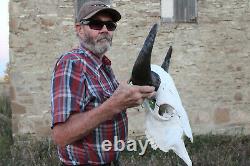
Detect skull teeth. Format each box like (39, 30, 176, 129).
(145, 130, 159, 150)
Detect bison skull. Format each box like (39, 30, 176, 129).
(130, 24, 193, 166)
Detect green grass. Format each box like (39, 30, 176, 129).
(2, 135, 248, 166)
(0, 96, 250, 165)
(0, 96, 13, 165)
(120, 135, 250, 166)
(0, 96, 11, 117)
(9, 135, 59, 166)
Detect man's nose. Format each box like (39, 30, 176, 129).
(100, 25, 109, 32)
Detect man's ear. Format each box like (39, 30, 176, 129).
(75, 23, 84, 35)
(75, 23, 80, 32)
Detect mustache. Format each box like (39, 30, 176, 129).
(96, 33, 112, 42)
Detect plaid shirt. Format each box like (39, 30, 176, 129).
(51, 47, 128, 165)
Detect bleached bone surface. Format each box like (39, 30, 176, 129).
(143, 64, 193, 166)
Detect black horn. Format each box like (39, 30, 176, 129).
(161, 46, 172, 72)
(130, 23, 161, 90)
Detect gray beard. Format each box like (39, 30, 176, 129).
(80, 33, 112, 57)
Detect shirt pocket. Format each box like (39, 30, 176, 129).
(85, 73, 113, 103)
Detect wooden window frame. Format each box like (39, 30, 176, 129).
(161, 0, 198, 23)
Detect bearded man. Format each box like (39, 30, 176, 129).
(50, 1, 155, 166)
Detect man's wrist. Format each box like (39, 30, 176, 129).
(101, 97, 121, 117)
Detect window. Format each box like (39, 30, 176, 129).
(161, 0, 197, 23)
(75, 0, 112, 22)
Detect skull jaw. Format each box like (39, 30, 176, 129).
(144, 111, 192, 166)
(143, 100, 192, 166)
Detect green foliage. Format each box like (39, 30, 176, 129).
(10, 136, 60, 166)
(0, 96, 13, 165)
(148, 99, 156, 110)
(0, 96, 11, 118)
(0, 96, 250, 165)
(120, 135, 250, 166)
(1, 133, 250, 166)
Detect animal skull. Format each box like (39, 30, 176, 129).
(130, 24, 193, 166)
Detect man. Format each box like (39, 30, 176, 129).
(51, 1, 155, 166)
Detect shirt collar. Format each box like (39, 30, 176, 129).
(79, 46, 112, 70)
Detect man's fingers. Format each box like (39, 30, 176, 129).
(148, 91, 156, 98)
(141, 92, 156, 98)
(137, 86, 155, 93)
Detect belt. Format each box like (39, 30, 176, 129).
(100, 160, 120, 166)
(61, 160, 120, 166)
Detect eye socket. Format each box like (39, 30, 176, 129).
(159, 104, 175, 116)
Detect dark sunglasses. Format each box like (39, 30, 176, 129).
(80, 19, 117, 31)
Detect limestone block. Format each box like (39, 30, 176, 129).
(11, 101, 26, 114)
(8, 0, 250, 136)
(214, 107, 231, 124)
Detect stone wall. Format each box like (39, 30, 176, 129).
(9, 0, 250, 137)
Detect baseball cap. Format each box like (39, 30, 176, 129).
(76, 1, 121, 22)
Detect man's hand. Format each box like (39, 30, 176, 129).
(52, 83, 155, 147)
(107, 82, 156, 114)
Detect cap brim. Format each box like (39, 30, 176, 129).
(85, 8, 121, 22)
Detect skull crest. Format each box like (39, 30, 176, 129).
(130, 24, 193, 166)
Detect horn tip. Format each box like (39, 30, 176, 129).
(153, 23, 159, 30)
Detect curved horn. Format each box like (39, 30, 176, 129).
(130, 24, 160, 90)
(161, 46, 172, 72)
